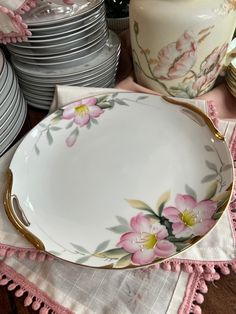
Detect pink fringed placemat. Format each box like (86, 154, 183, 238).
(0, 84, 235, 314)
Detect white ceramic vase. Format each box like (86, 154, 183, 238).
(129, 0, 236, 98)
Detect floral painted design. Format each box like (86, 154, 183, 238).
(153, 31, 198, 80)
(192, 44, 228, 92)
(215, 0, 236, 15)
(62, 98, 104, 127)
(117, 213, 176, 264)
(33, 94, 125, 154)
(133, 21, 228, 98)
(162, 195, 216, 238)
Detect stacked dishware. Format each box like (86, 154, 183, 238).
(225, 60, 236, 98)
(225, 38, 236, 98)
(0, 50, 27, 156)
(6, 0, 121, 110)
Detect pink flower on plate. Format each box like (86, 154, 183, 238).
(162, 194, 217, 238)
(153, 31, 198, 80)
(192, 43, 228, 92)
(117, 213, 176, 265)
(62, 97, 104, 127)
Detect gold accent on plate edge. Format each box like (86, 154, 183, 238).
(4, 169, 45, 251)
(3, 93, 233, 269)
(162, 96, 225, 141)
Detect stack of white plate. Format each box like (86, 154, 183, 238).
(0, 50, 27, 156)
(6, 0, 120, 110)
(225, 60, 236, 98)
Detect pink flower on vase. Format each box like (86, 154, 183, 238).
(117, 213, 176, 265)
(62, 97, 104, 127)
(162, 194, 217, 238)
(192, 43, 228, 92)
(153, 31, 198, 80)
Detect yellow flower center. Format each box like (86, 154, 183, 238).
(143, 234, 157, 249)
(75, 105, 88, 116)
(180, 210, 196, 227)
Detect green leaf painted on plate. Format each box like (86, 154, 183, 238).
(205, 181, 218, 199)
(116, 216, 129, 226)
(114, 254, 132, 268)
(95, 240, 110, 253)
(167, 236, 192, 243)
(205, 160, 217, 172)
(212, 190, 231, 210)
(185, 185, 197, 200)
(174, 242, 190, 252)
(107, 225, 131, 234)
(156, 191, 171, 216)
(76, 256, 90, 264)
(46, 130, 53, 145)
(212, 211, 222, 220)
(126, 199, 155, 215)
(98, 101, 114, 109)
(70, 243, 90, 254)
(95, 248, 128, 259)
(204, 145, 214, 152)
(222, 164, 232, 172)
(201, 174, 218, 183)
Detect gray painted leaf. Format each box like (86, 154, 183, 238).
(95, 240, 110, 253)
(222, 164, 232, 172)
(34, 144, 40, 155)
(107, 225, 130, 234)
(66, 121, 74, 129)
(112, 92, 118, 98)
(86, 121, 91, 129)
(46, 130, 53, 145)
(76, 256, 90, 264)
(205, 160, 217, 172)
(116, 216, 129, 226)
(201, 174, 218, 183)
(185, 185, 197, 199)
(204, 145, 214, 152)
(90, 118, 98, 124)
(137, 96, 148, 101)
(70, 243, 90, 254)
(50, 126, 61, 131)
(115, 98, 128, 106)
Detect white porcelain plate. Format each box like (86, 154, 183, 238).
(23, 0, 103, 26)
(5, 92, 233, 269)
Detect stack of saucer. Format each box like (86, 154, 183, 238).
(225, 61, 236, 98)
(6, 0, 120, 110)
(0, 50, 27, 156)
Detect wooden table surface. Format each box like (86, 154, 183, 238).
(0, 106, 235, 314)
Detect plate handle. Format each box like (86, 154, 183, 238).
(4, 169, 45, 251)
